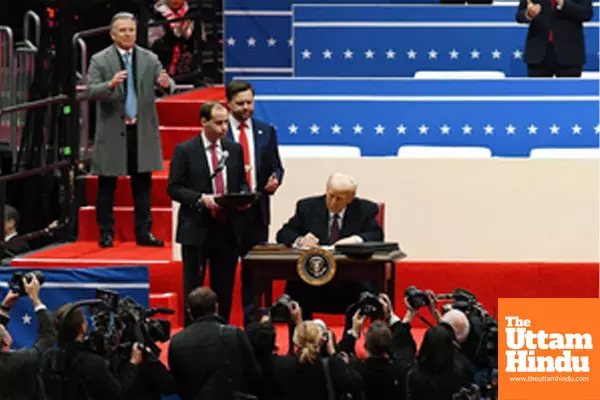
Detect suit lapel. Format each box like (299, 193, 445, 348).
(251, 118, 263, 176)
(195, 136, 212, 191)
(134, 45, 144, 95)
(223, 140, 235, 193)
(340, 200, 359, 238)
(107, 46, 125, 97)
(314, 196, 330, 244)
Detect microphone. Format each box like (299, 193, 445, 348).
(210, 150, 229, 179)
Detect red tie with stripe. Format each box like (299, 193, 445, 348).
(239, 122, 253, 191)
(549, 0, 556, 42)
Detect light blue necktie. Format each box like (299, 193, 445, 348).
(123, 52, 137, 119)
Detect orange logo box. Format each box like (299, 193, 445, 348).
(499, 298, 600, 400)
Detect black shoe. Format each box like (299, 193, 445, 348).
(136, 233, 164, 247)
(99, 233, 113, 248)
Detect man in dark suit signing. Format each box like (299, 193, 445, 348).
(516, 0, 593, 77)
(167, 101, 249, 325)
(226, 79, 285, 325)
(276, 173, 384, 318)
(87, 12, 175, 248)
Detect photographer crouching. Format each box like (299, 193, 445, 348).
(0, 272, 57, 400)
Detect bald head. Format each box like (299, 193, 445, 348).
(325, 173, 357, 213)
(442, 309, 471, 343)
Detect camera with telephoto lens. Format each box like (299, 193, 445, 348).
(269, 294, 297, 323)
(404, 285, 431, 311)
(85, 289, 173, 359)
(9, 270, 45, 296)
(356, 291, 384, 319)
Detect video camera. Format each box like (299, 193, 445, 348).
(85, 289, 174, 359)
(8, 270, 45, 296)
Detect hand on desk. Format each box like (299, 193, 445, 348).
(296, 232, 320, 248)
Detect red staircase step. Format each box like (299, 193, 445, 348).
(159, 126, 199, 160)
(78, 206, 173, 242)
(85, 174, 170, 207)
(156, 86, 225, 126)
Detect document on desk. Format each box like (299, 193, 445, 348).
(293, 245, 335, 252)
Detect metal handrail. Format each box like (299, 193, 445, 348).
(23, 10, 41, 51)
(0, 26, 16, 167)
(0, 94, 69, 117)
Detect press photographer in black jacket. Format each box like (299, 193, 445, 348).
(41, 303, 143, 400)
(337, 293, 416, 400)
(0, 275, 56, 400)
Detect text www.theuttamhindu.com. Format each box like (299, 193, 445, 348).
(508, 376, 590, 383)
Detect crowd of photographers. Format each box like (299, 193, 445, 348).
(0, 271, 498, 400)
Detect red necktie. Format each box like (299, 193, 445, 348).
(330, 214, 340, 244)
(549, 0, 556, 42)
(211, 143, 225, 195)
(239, 122, 253, 191)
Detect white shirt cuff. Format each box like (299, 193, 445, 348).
(389, 313, 401, 326)
(347, 329, 360, 339)
(34, 304, 47, 312)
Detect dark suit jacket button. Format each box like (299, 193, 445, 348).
(121, 132, 125, 137)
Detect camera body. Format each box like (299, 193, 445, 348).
(9, 270, 45, 297)
(270, 294, 295, 323)
(404, 285, 430, 311)
(356, 291, 384, 319)
(87, 289, 172, 359)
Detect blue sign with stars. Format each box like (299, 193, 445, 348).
(0, 266, 149, 350)
(238, 77, 600, 157)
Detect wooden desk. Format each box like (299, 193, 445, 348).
(243, 247, 406, 320)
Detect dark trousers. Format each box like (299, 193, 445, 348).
(527, 44, 583, 77)
(96, 124, 152, 238)
(181, 220, 239, 326)
(240, 204, 268, 326)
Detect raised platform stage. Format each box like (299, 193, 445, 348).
(10, 86, 600, 332)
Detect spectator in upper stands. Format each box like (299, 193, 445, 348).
(2, 205, 30, 259)
(168, 286, 261, 399)
(149, 0, 203, 85)
(86, 12, 174, 249)
(516, 0, 593, 77)
(226, 79, 285, 327)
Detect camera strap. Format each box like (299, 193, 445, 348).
(321, 357, 336, 400)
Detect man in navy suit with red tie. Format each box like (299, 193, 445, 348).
(226, 80, 285, 325)
(167, 101, 249, 325)
(516, 0, 593, 77)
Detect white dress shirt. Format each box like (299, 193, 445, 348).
(201, 133, 228, 194)
(4, 232, 17, 242)
(228, 115, 257, 191)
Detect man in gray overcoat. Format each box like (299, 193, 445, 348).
(86, 12, 175, 248)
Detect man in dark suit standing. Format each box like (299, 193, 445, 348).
(226, 80, 285, 325)
(276, 173, 384, 318)
(87, 12, 175, 248)
(0, 275, 56, 400)
(167, 101, 249, 325)
(516, 0, 593, 77)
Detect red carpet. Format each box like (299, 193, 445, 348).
(12, 86, 600, 332)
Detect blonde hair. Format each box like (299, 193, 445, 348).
(293, 321, 322, 364)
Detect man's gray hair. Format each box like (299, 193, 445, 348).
(111, 12, 136, 29)
(326, 173, 358, 193)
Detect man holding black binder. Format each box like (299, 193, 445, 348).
(167, 101, 249, 324)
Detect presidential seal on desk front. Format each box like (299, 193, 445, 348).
(296, 247, 337, 286)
